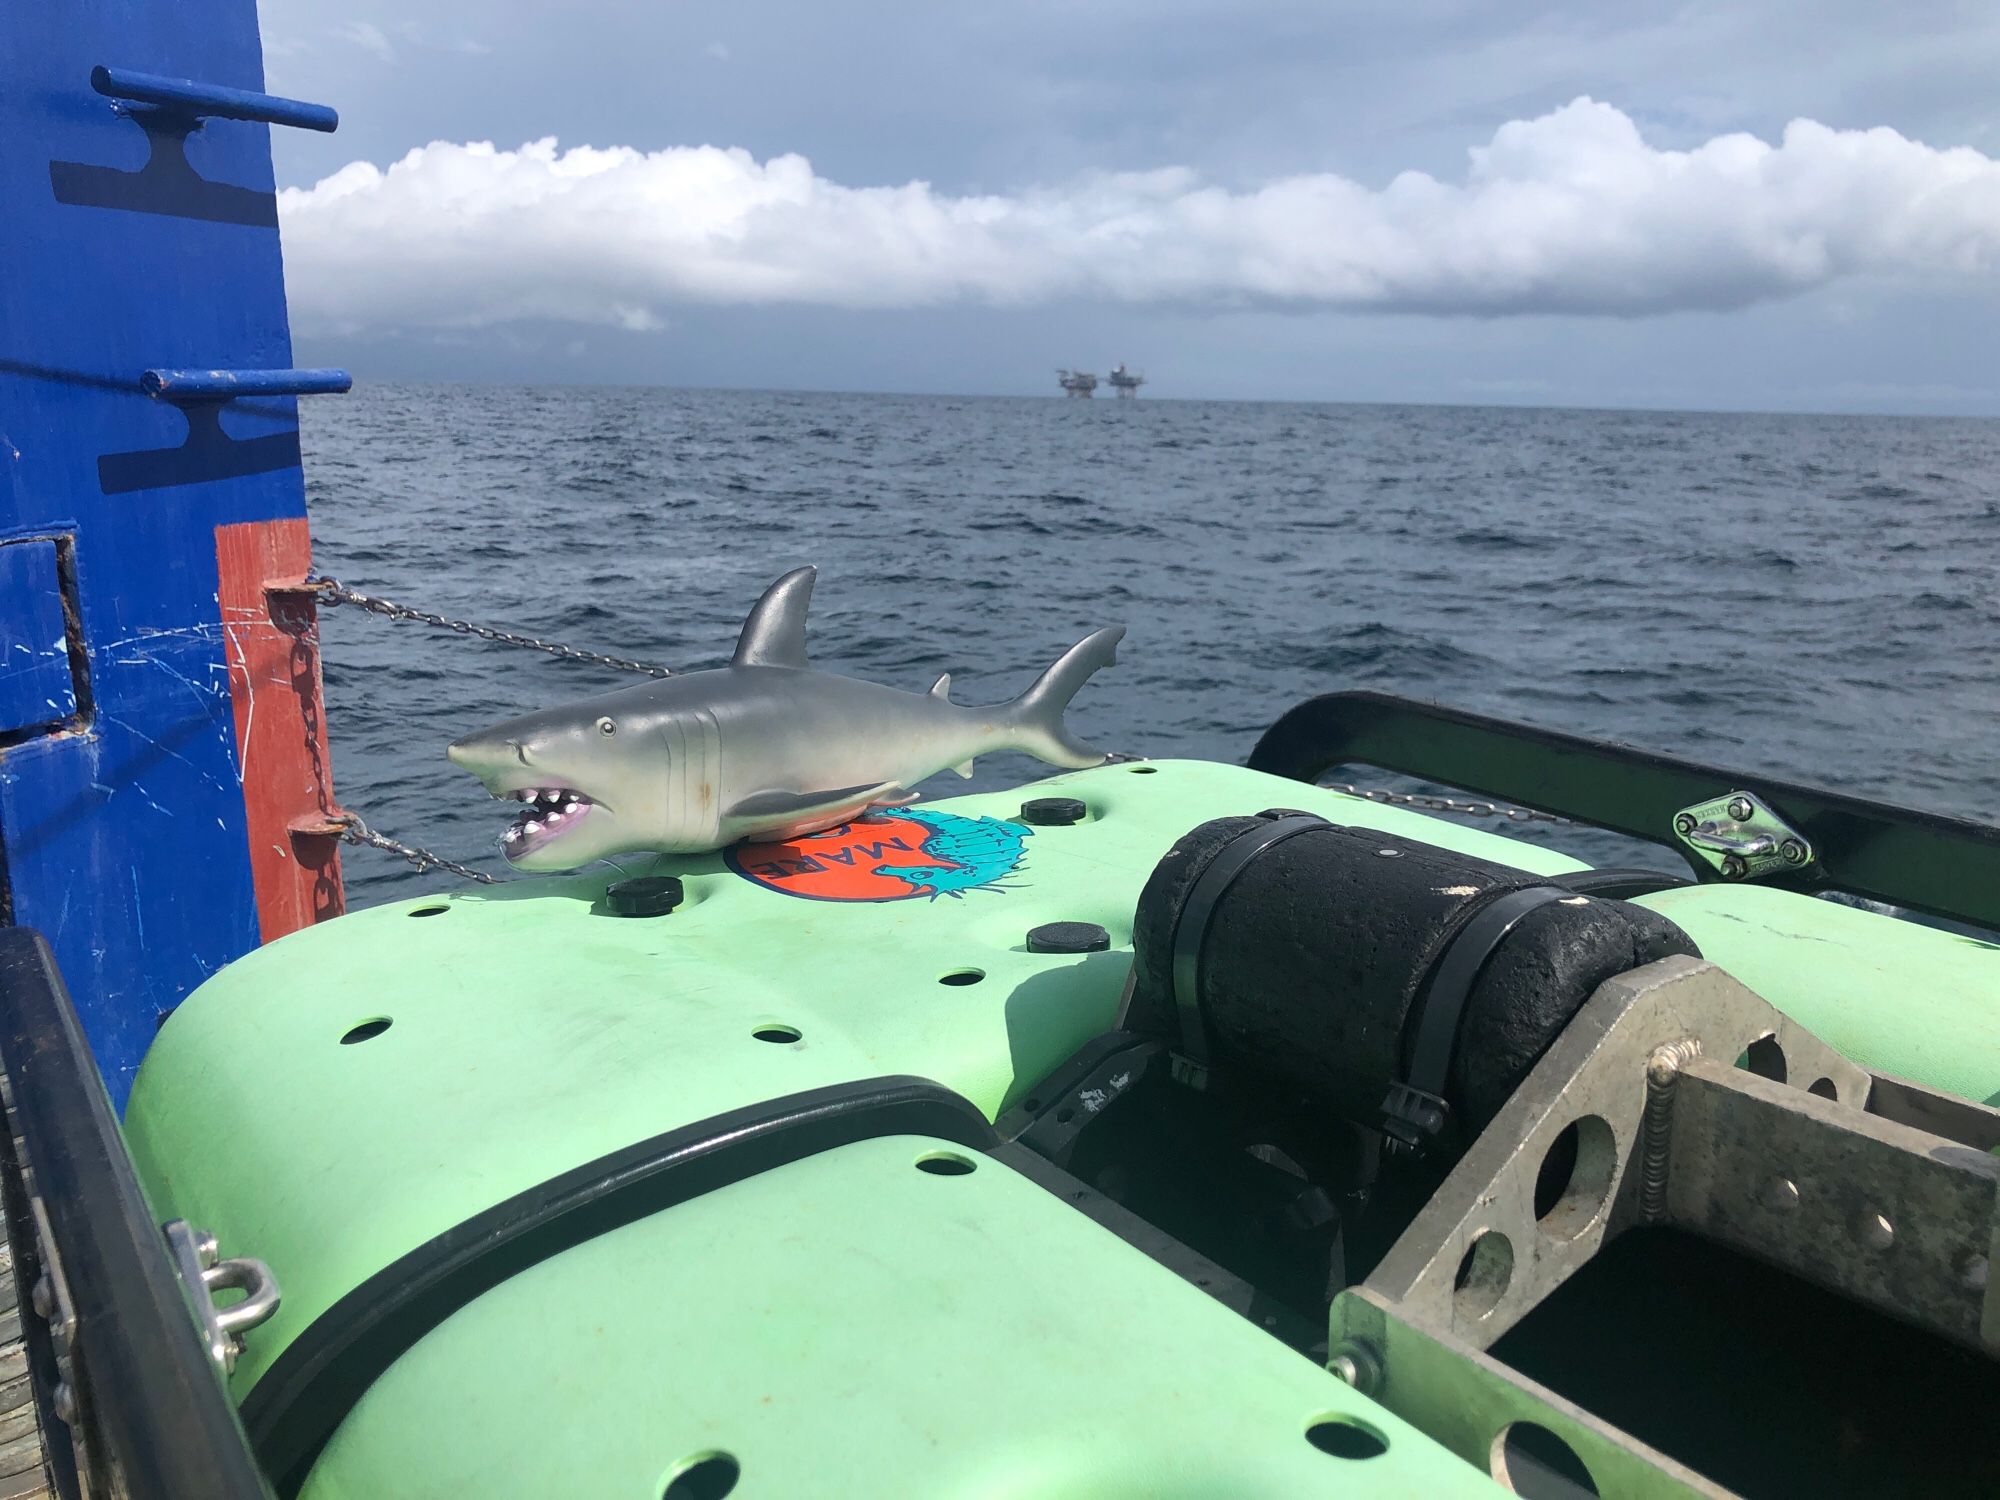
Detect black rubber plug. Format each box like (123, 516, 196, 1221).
(1019, 797, 1087, 826)
(605, 875, 685, 917)
(1027, 921, 1111, 954)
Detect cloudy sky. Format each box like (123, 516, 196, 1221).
(260, 1, 2000, 413)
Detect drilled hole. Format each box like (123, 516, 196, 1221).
(1760, 1175, 1801, 1213)
(1743, 1035, 1787, 1083)
(1491, 1422, 1600, 1497)
(1305, 1415, 1388, 1460)
(1954, 1249, 1989, 1292)
(340, 1018, 392, 1045)
(1855, 1209, 1895, 1251)
(751, 1024, 801, 1044)
(1533, 1116, 1617, 1240)
(1127, 765, 1158, 774)
(1452, 1230, 1514, 1320)
(1021, 1097, 1041, 1112)
(662, 1452, 739, 1500)
(937, 968, 985, 987)
(916, 1151, 977, 1176)
(1807, 1077, 1838, 1100)
(1055, 1106, 1076, 1124)
(407, 904, 449, 918)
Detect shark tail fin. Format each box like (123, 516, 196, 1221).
(1003, 625, 1124, 768)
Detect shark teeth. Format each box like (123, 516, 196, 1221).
(503, 787, 590, 811)
(500, 786, 593, 852)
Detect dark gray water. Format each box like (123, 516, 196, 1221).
(301, 386, 1999, 905)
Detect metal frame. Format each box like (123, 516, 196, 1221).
(1247, 691, 2000, 929)
(0, 929, 271, 1499)
(1326, 955, 2000, 1496)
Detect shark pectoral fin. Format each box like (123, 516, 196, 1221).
(929, 672, 952, 701)
(727, 782, 896, 822)
(730, 567, 816, 669)
(951, 758, 975, 779)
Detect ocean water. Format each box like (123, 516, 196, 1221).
(300, 386, 2000, 906)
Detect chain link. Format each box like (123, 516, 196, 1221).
(1320, 781, 1569, 825)
(308, 573, 664, 883)
(334, 812, 497, 884)
(308, 576, 672, 676)
(306, 575, 1563, 869)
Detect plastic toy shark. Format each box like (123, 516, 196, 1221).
(446, 567, 1124, 871)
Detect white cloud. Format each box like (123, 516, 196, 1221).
(277, 98, 2000, 334)
(330, 21, 397, 64)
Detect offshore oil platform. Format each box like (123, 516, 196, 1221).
(1057, 364, 1147, 397)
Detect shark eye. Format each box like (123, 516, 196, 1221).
(596, 716, 617, 736)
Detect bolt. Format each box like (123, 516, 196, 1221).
(1727, 796, 1755, 823)
(1780, 839, 1807, 865)
(52, 1382, 75, 1424)
(1328, 1340, 1382, 1396)
(1720, 854, 1748, 880)
(1673, 813, 1697, 836)
(30, 1276, 50, 1319)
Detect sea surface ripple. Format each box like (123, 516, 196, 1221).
(301, 386, 2000, 904)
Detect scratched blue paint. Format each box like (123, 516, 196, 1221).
(0, 3, 339, 1108)
(0, 540, 79, 734)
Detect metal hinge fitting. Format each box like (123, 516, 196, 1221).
(1673, 790, 1812, 881)
(163, 1220, 280, 1375)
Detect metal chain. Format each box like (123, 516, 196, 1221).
(305, 573, 663, 881)
(306, 576, 1560, 867)
(1321, 781, 1570, 825)
(307, 576, 672, 676)
(335, 813, 497, 884)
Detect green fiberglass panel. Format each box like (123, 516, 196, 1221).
(1636, 883, 2000, 1106)
(123, 760, 1589, 1399)
(299, 1134, 1498, 1500)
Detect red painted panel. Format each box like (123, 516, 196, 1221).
(215, 518, 344, 940)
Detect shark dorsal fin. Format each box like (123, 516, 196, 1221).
(731, 567, 816, 669)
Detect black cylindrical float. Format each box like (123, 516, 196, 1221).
(1127, 815, 1698, 1143)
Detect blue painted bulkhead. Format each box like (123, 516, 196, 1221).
(0, 4, 338, 1106)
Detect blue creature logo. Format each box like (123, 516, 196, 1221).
(872, 809, 1031, 900)
(728, 807, 1032, 903)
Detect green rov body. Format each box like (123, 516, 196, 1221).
(118, 752, 2000, 1499)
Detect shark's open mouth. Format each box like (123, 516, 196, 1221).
(499, 786, 596, 863)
